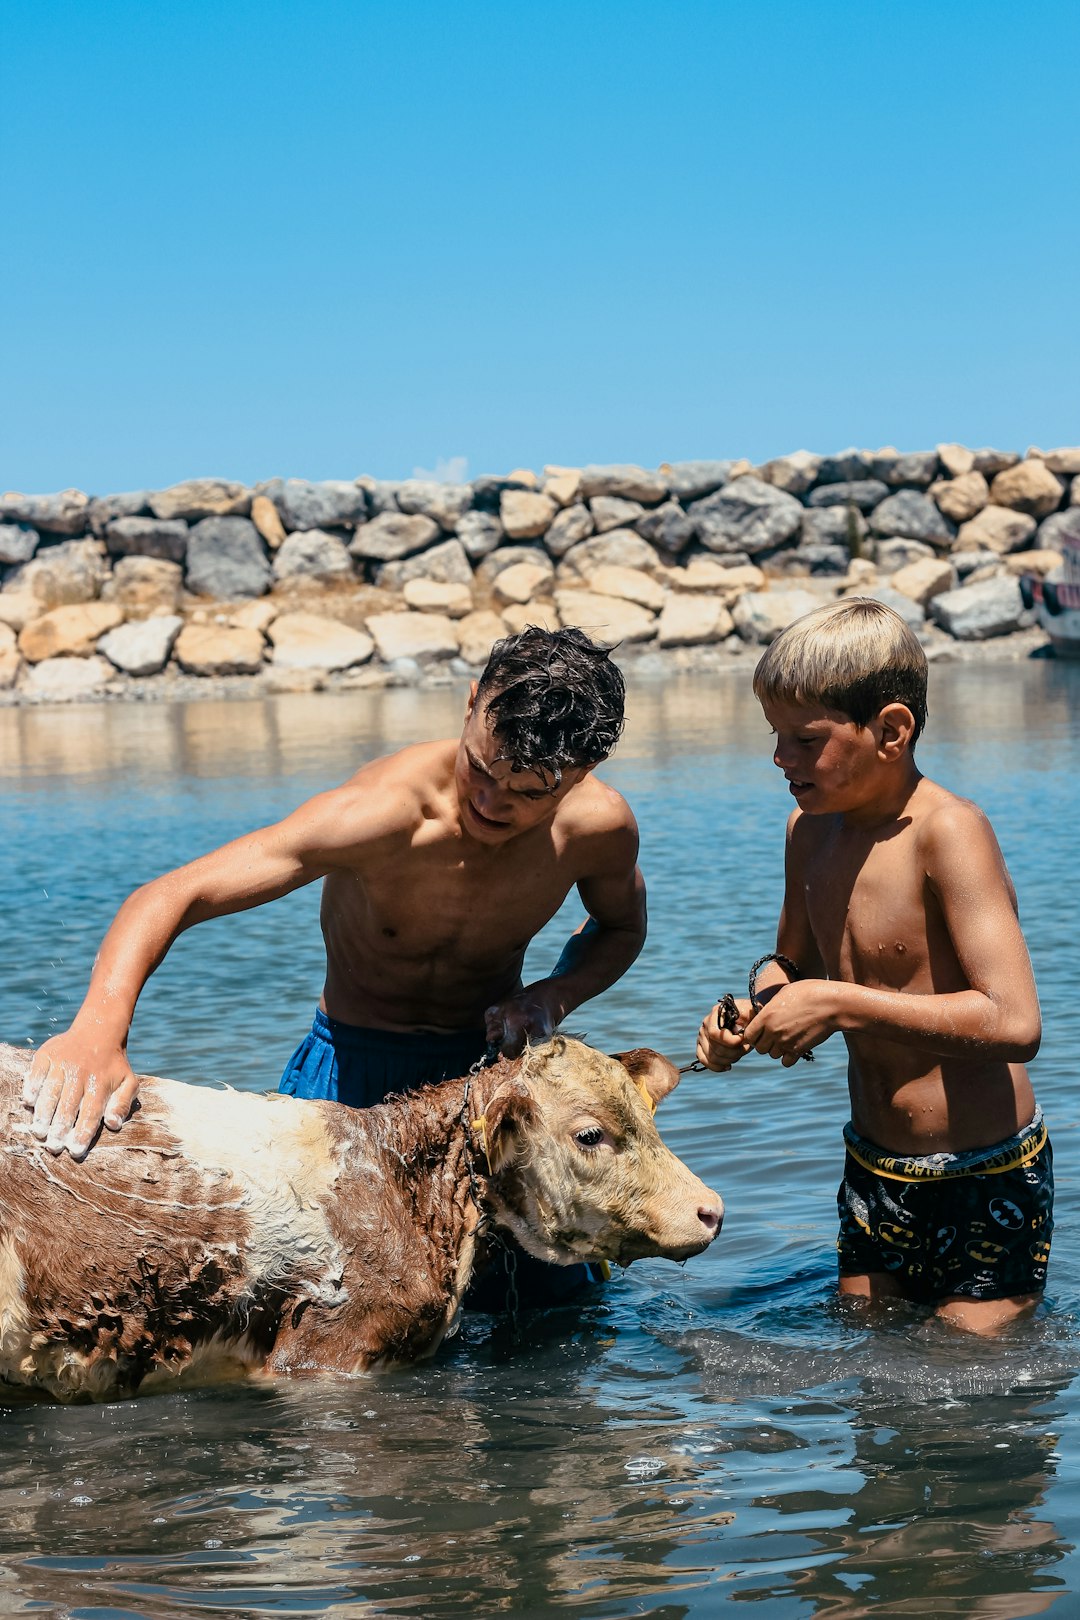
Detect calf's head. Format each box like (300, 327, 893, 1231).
(474, 1036, 722, 1269)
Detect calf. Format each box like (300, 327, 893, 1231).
(0, 1036, 721, 1401)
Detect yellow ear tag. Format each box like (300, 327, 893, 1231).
(471, 1114, 491, 1163)
(634, 1079, 658, 1116)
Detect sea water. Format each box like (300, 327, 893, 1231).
(0, 661, 1077, 1617)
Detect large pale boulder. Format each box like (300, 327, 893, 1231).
(731, 588, 820, 643)
(229, 598, 280, 633)
(868, 490, 955, 545)
(350, 512, 440, 562)
(0, 523, 39, 565)
(553, 589, 657, 644)
(403, 578, 473, 617)
(0, 648, 20, 689)
(544, 504, 595, 556)
(588, 565, 666, 612)
(669, 558, 764, 597)
(695, 478, 804, 555)
(541, 468, 582, 506)
(455, 511, 504, 560)
(0, 623, 14, 654)
(456, 610, 507, 665)
(889, 557, 955, 607)
(185, 517, 270, 598)
(268, 612, 374, 670)
(174, 624, 266, 675)
(22, 654, 113, 698)
(375, 538, 475, 591)
(1003, 549, 1063, 578)
(395, 480, 473, 531)
(149, 480, 250, 521)
(558, 531, 663, 582)
(6, 539, 108, 609)
(0, 489, 90, 535)
(18, 602, 123, 662)
(0, 594, 40, 631)
(634, 500, 696, 553)
(103, 516, 189, 562)
(580, 464, 667, 504)
(366, 612, 460, 664)
(1028, 447, 1080, 476)
(755, 450, 821, 495)
(989, 460, 1064, 517)
(98, 615, 183, 676)
(590, 496, 644, 534)
(936, 443, 976, 478)
(250, 494, 288, 549)
(102, 556, 183, 616)
(475, 545, 554, 589)
(500, 489, 557, 540)
(501, 601, 560, 634)
(272, 529, 355, 587)
(656, 595, 734, 647)
(930, 577, 1026, 639)
(492, 563, 553, 606)
(929, 471, 989, 525)
(658, 461, 732, 501)
(262, 478, 367, 532)
(955, 505, 1037, 555)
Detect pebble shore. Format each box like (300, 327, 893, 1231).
(3, 444, 1077, 705)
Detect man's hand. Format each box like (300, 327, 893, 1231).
(696, 998, 753, 1072)
(23, 1030, 141, 1159)
(741, 980, 839, 1066)
(484, 987, 561, 1058)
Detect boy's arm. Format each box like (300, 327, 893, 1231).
(743, 803, 1041, 1064)
(24, 780, 392, 1158)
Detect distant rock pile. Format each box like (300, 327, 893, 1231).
(2, 445, 1077, 701)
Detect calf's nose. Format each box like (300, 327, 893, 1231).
(697, 1196, 724, 1237)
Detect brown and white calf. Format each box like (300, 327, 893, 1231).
(0, 1036, 722, 1401)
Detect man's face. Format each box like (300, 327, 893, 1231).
(762, 695, 882, 815)
(454, 693, 590, 844)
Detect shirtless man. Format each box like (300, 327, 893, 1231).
(696, 598, 1051, 1335)
(24, 629, 646, 1187)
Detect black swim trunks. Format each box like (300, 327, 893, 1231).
(836, 1110, 1053, 1303)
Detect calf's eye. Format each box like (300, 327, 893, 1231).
(574, 1127, 604, 1149)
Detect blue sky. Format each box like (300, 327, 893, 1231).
(3, 0, 1078, 493)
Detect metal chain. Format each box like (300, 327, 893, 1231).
(679, 952, 812, 1072)
(458, 1060, 523, 1344)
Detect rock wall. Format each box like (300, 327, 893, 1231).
(2, 445, 1078, 701)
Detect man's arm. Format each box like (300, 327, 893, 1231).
(485, 820, 647, 1054)
(24, 780, 389, 1158)
(742, 803, 1042, 1065)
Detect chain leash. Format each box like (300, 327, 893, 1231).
(459, 1048, 522, 1343)
(679, 951, 813, 1072)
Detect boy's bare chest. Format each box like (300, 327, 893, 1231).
(802, 827, 937, 988)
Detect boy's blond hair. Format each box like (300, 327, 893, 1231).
(753, 597, 928, 740)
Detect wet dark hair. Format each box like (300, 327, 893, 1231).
(475, 626, 626, 786)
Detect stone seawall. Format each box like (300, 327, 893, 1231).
(2, 444, 1078, 703)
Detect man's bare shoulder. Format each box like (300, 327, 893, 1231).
(553, 774, 639, 861)
(298, 739, 458, 851)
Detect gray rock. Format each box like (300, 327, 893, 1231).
(558, 532, 664, 581)
(366, 611, 460, 665)
(150, 479, 251, 521)
(0, 489, 90, 535)
(1035, 509, 1080, 551)
(579, 464, 668, 504)
(103, 516, 189, 562)
(694, 477, 804, 556)
(87, 491, 152, 535)
(264, 478, 368, 532)
(455, 511, 505, 560)
(972, 449, 1020, 476)
(815, 450, 872, 484)
(544, 504, 595, 557)
(954, 550, 1001, 581)
(873, 538, 936, 573)
(865, 587, 926, 629)
(272, 529, 356, 586)
(0, 523, 39, 565)
(869, 490, 956, 545)
(769, 543, 849, 576)
(470, 474, 534, 512)
(930, 577, 1025, 639)
(659, 460, 733, 501)
(361, 480, 402, 515)
(5, 538, 108, 608)
(801, 506, 868, 549)
(396, 480, 474, 530)
(870, 450, 939, 487)
(731, 587, 821, 643)
(634, 500, 696, 554)
(475, 545, 554, 589)
(806, 480, 889, 512)
(185, 516, 271, 599)
(98, 615, 183, 676)
(590, 495, 644, 533)
(349, 512, 440, 562)
(376, 538, 474, 591)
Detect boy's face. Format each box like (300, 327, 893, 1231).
(454, 689, 591, 844)
(761, 696, 884, 815)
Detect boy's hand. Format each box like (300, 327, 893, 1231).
(23, 1030, 141, 1160)
(696, 998, 753, 1072)
(742, 980, 838, 1065)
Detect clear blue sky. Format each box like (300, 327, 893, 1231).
(3, 0, 1078, 493)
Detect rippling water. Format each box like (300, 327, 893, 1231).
(1, 662, 1078, 1617)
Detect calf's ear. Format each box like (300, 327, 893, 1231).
(480, 1078, 537, 1173)
(611, 1048, 680, 1110)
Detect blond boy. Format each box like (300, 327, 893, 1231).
(697, 599, 1052, 1334)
